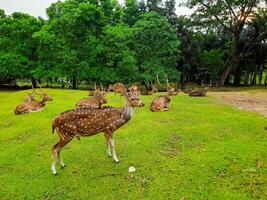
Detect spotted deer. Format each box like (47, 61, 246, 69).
(24, 92, 35, 103)
(51, 91, 144, 175)
(108, 83, 126, 95)
(14, 83, 53, 115)
(88, 83, 102, 96)
(141, 81, 158, 95)
(189, 80, 212, 97)
(128, 84, 139, 93)
(150, 74, 177, 112)
(76, 84, 107, 108)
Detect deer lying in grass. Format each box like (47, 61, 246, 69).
(128, 84, 139, 93)
(189, 81, 212, 97)
(88, 83, 102, 96)
(76, 90, 107, 108)
(150, 74, 177, 112)
(24, 92, 35, 103)
(51, 91, 144, 175)
(141, 81, 158, 95)
(14, 83, 53, 115)
(108, 83, 126, 95)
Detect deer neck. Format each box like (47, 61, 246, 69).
(40, 98, 46, 106)
(120, 101, 133, 121)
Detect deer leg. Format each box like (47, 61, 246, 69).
(51, 137, 72, 175)
(108, 134, 120, 163)
(104, 133, 112, 157)
(51, 142, 59, 175)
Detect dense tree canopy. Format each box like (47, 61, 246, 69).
(0, 0, 266, 88)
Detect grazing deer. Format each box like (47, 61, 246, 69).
(14, 84, 53, 115)
(51, 91, 144, 175)
(76, 86, 107, 108)
(150, 74, 177, 112)
(108, 83, 126, 95)
(189, 81, 212, 97)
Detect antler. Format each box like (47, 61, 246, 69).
(156, 74, 164, 88)
(201, 80, 212, 90)
(164, 73, 171, 88)
(36, 80, 45, 95)
(99, 82, 104, 91)
(31, 83, 42, 96)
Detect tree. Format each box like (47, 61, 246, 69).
(41, 0, 106, 88)
(124, 0, 140, 26)
(132, 12, 180, 84)
(84, 23, 137, 83)
(186, 0, 266, 86)
(0, 12, 42, 84)
(163, 0, 177, 25)
(200, 49, 225, 81)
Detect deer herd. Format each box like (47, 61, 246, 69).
(13, 75, 212, 175)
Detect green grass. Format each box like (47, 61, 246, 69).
(0, 89, 267, 199)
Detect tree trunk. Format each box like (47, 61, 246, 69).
(233, 65, 242, 86)
(72, 74, 77, 89)
(31, 78, 37, 88)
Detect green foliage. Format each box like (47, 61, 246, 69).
(201, 49, 225, 80)
(0, 12, 41, 79)
(132, 12, 180, 82)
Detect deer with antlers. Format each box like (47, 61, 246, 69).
(108, 83, 126, 95)
(189, 81, 212, 97)
(76, 83, 107, 108)
(14, 82, 53, 115)
(51, 91, 144, 175)
(141, 81, 158, 95)
(88, 83, 102, 96)
(128, 84, 139, 93)
(24, 92, 36, 103)
(150, 74, 177, 112)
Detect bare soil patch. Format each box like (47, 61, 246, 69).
(210, 91, 267, 117)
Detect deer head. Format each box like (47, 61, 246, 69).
(124, 91, 144, 107)
(201, 80, 212, 91)
(32, 81, 53, 101)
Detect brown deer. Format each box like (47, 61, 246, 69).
(108, 83, 126, 95)
(150, 74, 177, 112)
(51, 91, 144, 175)
(14, 84, 53, 115)
(141, 81, 158, 95)
(128, 84, 139, 93)
(76, 86, 107, 108)
(88, 83, 102, 96)
(189, 81, 212, 97)
(24, 92, 35, 103)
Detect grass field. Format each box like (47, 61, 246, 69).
(0, 89, 267, 199)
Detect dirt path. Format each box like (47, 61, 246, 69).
(210, 91, 267, 117)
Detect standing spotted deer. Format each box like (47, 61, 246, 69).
(51, 91, 144, 175)
(150, 74, 177, 112)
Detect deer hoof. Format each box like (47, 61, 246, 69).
(61, 164, 66, 169)
(53, 172, 58, 176)
(115, 160, 120, 163)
